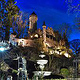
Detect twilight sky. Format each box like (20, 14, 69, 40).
(15, 0, 80, 41)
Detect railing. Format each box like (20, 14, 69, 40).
(42, 79, 67, 80)
(30, 79, 67, 80)
(66, 78, 80, 80)
(43, 78, 80, 80)
(43, 79, 67, 80)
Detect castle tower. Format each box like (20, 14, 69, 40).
(29, 12, 38, 33)
(43, 21, 46, 49)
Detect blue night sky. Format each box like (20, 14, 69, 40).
(15, 0, 80, 41)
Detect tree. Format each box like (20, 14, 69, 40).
(69, 39, 80, 55)
(63, 32, 70, 48)
(54, 23, 72, 38)
(0, 0, 7, 40)
(0, 0, 19, 40)
(74, 17, 80, 31)
(65, 0, 80, 17)
(34, 38, 44, 53)
(0, 0, 6, 27)
(12, 12, 28, 38)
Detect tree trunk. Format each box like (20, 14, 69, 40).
(5, 27, 10, 40)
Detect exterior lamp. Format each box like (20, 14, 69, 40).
(0, 47, 5, 51)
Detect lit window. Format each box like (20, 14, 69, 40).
(20, 41, 23, 46)
(35, 34, 38, 38)
(19, 39, 25, 47)
(31, 35, 33, 38)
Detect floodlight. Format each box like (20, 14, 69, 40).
(0, 47, 5, 51)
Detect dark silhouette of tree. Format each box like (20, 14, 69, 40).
(63, 32, 69, 48)
(0, 0, 19, 40)
(45, 54, 73, 74)
(54, 23, 72, 38)
(5, 0, 19, 40)
(74, 17, 80, 30)
(0, 0, 6, 26)
(69, 39, 80, 55)
(0, 0, 6, 40)
(12, 12, 28, 38)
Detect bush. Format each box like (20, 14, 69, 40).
(60, 68, 69, 78)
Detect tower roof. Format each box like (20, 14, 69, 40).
(43, 21, 46, 26)
(30, 12, 37, 17)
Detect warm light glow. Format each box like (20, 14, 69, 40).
(68, 55, 71, 58)
(64, 52, 71, 58)
(50, 50, 54, 54)
(64, 53, 69, 57)
(57, 46, 60, 49)
(46, 43, 50, 47)
(50, 51, 53, 54)
(40, 36, 42, 37)
(31, 35, 33, 38)
(55, 50, 59, 54)
(59, 52, 62, 55)
(34, 34, 38, 37)
(19, 39, 25, 47)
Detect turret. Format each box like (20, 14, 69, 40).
(29, 12, 38, 33)
(42, 21, 46, 48)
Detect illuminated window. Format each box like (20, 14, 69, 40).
(20, 41, 23, 46)
(19, 39, 25, 46)
(31, 35, 33, 38)
(34, 34, 38, 38)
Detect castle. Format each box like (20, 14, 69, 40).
(9, 12, 72, 58)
